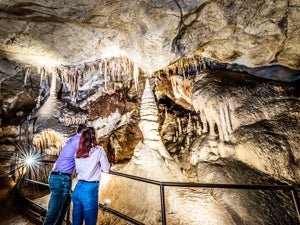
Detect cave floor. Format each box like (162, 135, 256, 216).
(0, 176, 36, 225)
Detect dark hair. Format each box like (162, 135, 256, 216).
(77, 124, 87, 134)
(76, 127, 96, 158)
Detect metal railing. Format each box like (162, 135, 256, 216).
(14, 160, 300, 225)
(107, 170, 300, 225)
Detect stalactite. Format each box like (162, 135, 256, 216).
(186, 135, 190, 146)
(26, 56, 139, 107)
(219, 103, 228, 142)
(36, 67, 45, 108)
(23, 67, 31, 88)
(59, 114, 87, 126)
(104, 58, 108, 89)
(224, 102, 233, 134)
(186, 113, 193, 134)
(196, 120, 202, 135)
(173, 135, 176, 142)
(50, 70, 57, 97)
(164, 108, 168, 120)
(133, 63, 139, 93)
(32, 129, 67, 155)
(201, 109, 208, 133)
(177, 117, 182, 135)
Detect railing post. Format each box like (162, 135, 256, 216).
(291, 188, 300, 223)
(160, 183, 167, 225)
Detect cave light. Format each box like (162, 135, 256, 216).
(24, 156, 35, 166)
(4, 44, 63, 67)
(103, 199, 111, 207)
(102, 45, 127, 58)
(19, 147, 42, 178)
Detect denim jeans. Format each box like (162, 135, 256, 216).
(72, 181, 99, 225)
(43, 173, 72, 225)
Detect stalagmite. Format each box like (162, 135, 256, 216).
(99, 79, 238, 225)
(138, 79, 172, 160)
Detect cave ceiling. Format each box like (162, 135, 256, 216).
(0, 0, 299, 72)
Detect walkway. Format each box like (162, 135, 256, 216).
(0, 177, 36, 225)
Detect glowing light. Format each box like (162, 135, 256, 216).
(104, 199, 111, 207)
(20, 149, 40, 169)
(25, 156, 35, 166)
(102, 45, 127, 58)
(17, 143, 42, 179)
(4, 46, 62, 67)
(29, 55, 60, 67)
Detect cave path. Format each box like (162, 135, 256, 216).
(0, 177, 36, 225)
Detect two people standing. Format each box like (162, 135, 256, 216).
(43, 124, 87, 225)
(44, 125, 110, 225)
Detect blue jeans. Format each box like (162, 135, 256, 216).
(72, 181, 99, 225)
(43, 173, 72, 225)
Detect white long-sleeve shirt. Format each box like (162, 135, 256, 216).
(75, 146, 110, 182)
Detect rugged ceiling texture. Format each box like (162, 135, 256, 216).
(0, 0, 300, 72)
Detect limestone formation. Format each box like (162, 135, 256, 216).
(138, 79, 172, 160)
(0, 0, 300, 72)
(32, 129, 66, 155)
(191, 69, 300, 183)
(99, 82, 236, 225)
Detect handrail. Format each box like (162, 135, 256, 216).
(24, 178, 50, 187)
(18, 161, 300, 225)
(99, 203, 145, 225)
(108, 170, 295, 190)
(107, 170, 300, 225)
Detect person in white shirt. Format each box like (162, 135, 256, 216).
(72, 127, 110, 225)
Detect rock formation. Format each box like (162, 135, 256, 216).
(0, 0, 299, 72)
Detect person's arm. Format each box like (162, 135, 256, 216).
(71, 134, 80, 175)
(99, 147, 110, 172)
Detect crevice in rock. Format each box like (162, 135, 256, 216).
(172, 1, 213, 54)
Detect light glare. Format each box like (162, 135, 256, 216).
(25, 156, 34, 166)
(104, 199, 111, 207)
